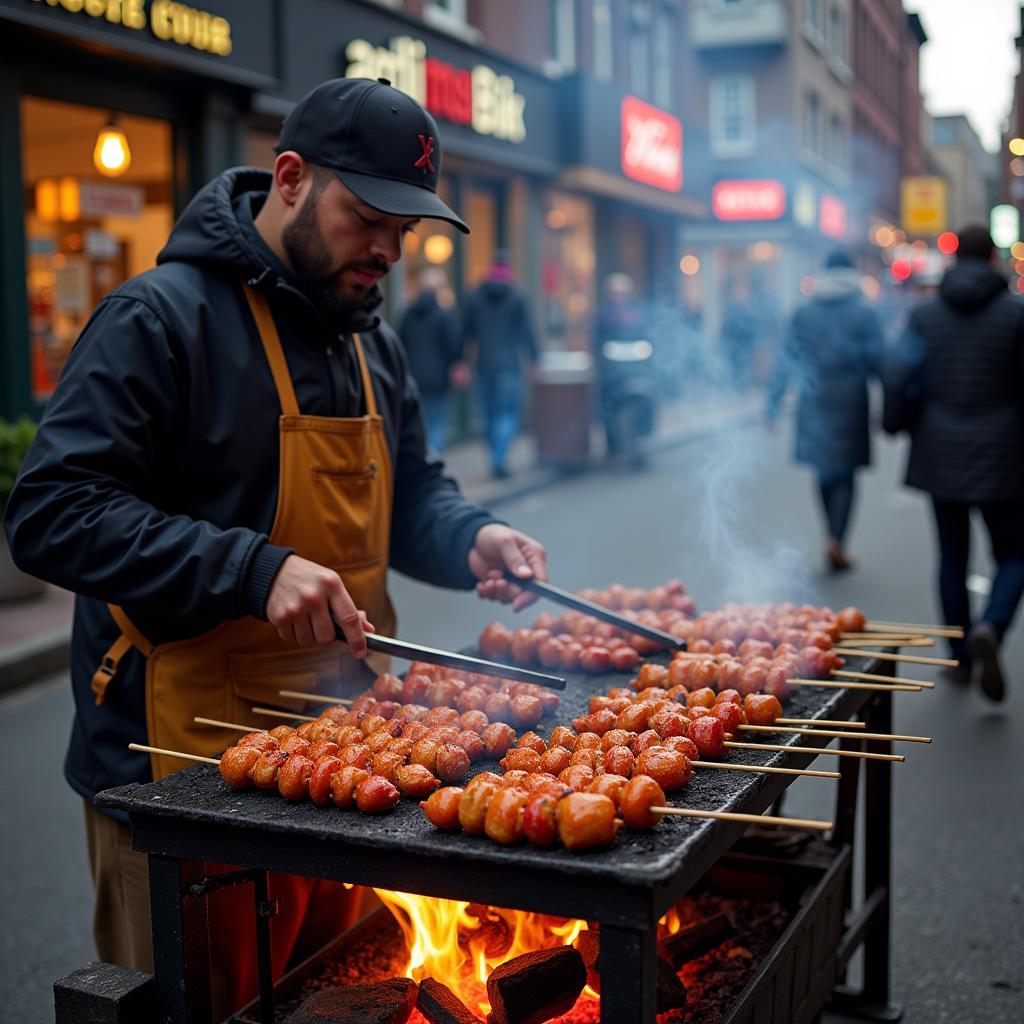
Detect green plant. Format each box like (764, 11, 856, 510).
(0, 417, 38, 518)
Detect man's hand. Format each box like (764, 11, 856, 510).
(265, 554, 374, 655)
(468, 524, 548, 612)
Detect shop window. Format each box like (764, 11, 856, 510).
(709, 75, 756, 157)
(541, 191, 595, 351)
(398, 178, 459, 302)
(22, 96, 173, 402)
(462, 184, 499, 288)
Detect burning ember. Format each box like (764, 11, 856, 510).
(372, 889, 597, 1016)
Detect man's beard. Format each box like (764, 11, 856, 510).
(282, 192, 387, 322)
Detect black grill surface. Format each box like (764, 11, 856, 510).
(98, 655, 887, 915)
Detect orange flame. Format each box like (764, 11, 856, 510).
(373, 889, 598, 1017)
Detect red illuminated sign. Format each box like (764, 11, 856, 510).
(620, 96, 683, 193)
(819, 194, 847, 239)
(712, 180, 786, 221)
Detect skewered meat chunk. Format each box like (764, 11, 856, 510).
(557, 792, 621, 850)
(619, 775, 666, 829)
(459, 776, 503, 835)
(278, 754, 315, 801)
(501, 748, 543, 774)
(687, 716, 726, 759)
(484, 787, 529, 844)
(395, 763, 441, 799)
(219, 744, 261, 789)
(481, 722, 517, 758)
(522, 792, 561, 846)
(309, 756, 344, 806)
(355, 775, 401, 814)
(539, 746, 572, 775)
(435, 743, 472, 783)
(743, 693, 784, 726)
(634, 748, 692, 791)
(251, 748, 289, 789)
(330, 766, 371, 809)
(420, 787, 464, 830)
(237, 731, 278, 753)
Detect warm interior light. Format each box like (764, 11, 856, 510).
(35, 178, 59, 222)
(1009, 137, 1024, 156)
(94, 118, 131, 177)
(679, 254, 700, 275)
(59, 177, 80, 222)
(1011, 241, 1024, 259)
(423, 234, 453, 264)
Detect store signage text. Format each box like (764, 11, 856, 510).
(620, 95, 682, 193)
(27, 0, 232, 56)
(345, 36, 526, 143)
(712, 179, 786, 221)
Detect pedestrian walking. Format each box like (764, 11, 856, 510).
(2, 77, 548, 1018)
(765, 251, 884, 573)
(397, 267, 461, 452)
(883, 225, 1024, 702)
(719, 278, 759, 390)
(461, 251, 538, 478)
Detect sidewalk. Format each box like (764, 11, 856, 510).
(0, 390, 760, 695)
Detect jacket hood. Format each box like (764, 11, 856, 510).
(157, 167, 383, 330)
(815, 267, 862, 302)
(939, 259, 1008, 311)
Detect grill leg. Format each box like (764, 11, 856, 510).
(149, 854, 211, 1024)
(598, 923, 657, 1024)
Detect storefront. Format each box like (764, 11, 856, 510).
(0, 0, 276, 419)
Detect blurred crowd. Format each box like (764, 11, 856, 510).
(395, 225, 1023, 703)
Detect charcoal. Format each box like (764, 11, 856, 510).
(417, 977, 480, 1024)
(54, 962, 156, 1024)
(656, 955, 687, 1012)
(658, 910, 730, 964)
(572, 930, 601, 994)
(485, 947, 586, 1024)
(286, 978, 417, 1024)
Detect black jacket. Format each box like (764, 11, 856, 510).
(3, 168, 497, 805)
(461, 279, 537, 376)
(766, 269, 884, 473)
(884, 260, 1024, 502)
(397, 291, 461, 394)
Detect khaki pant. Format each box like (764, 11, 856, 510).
(84, 802, 364, 1019)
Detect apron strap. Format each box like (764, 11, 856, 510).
(243, 284, 301, 418)
(352, 333, 379, 418)
(90, 604, 155, 706)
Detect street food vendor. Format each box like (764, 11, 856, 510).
(2, 77, 547, 1016)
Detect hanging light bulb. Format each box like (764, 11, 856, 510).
(93, 115, 131, 177)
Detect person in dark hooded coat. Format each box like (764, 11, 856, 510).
(766, 251, 885, 572)
(461, 252, 538, 478)
(884, 225, 1024, 701)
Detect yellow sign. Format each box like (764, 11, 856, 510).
(28, 0, 231, 56)
(901, 176, 947, 235)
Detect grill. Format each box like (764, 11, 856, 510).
(96, 653, 901, 1024)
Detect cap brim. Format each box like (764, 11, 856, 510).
(334, 168, 470, 234)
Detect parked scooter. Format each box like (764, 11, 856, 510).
(598, 336, 658, 467)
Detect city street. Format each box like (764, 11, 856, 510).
(2, 416, 1021, 1024)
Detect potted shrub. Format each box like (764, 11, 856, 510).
(0, 416, 46, 601)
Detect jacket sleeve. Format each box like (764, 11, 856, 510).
(388, 339, 499, 588)
(2, 294, 286, 622)
(881, 314, 926, 436)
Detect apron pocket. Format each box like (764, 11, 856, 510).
(227, 647, 344, 724)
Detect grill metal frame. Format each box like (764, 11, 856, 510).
(97, 656, 902, 1024)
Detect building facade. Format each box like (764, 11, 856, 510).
(932, 115, 994, 231)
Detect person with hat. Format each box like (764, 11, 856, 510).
(765, 250, 885, 573)
(3, 78, 548, 1016)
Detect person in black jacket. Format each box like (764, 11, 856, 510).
(397, 268, 461, 451)
(766, 251, 885, 572)
(2, 78, 548, 1014)
(461, 252, 538, 478)
(884, 225, 1024, 701)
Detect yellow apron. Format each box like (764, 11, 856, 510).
(93, 284, 395, 780)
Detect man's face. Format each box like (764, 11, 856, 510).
(282, 173, 419, 320)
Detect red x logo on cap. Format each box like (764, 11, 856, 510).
(414, 134, 435, 174)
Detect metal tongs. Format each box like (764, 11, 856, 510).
(503, 572, 686, 651)
(334, 625, 567, 690)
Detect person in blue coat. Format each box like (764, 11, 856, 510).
(766, 251, 884, 572)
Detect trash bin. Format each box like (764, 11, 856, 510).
(532, 349, 593, 469)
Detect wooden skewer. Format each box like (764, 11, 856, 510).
(651, 806, 832, 832)
(129, 742, 219, 765)
(253, 707, 319, 722)
(278, 689, 353, 705)
(788, 677, 923, 693)
(691, 760, 839, 779)
(836, 637, 933, 648)
(194, 716, 262, 733)
(777, 717, 866, 729)
(834, 668, 934, 688)
(840, 633, 926, 642)
(725, 740, 904, 762)
(740, 724, 931, 744)
(865, 620, 964, 639)
(833, 647, 958, 667)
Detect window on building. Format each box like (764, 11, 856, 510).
(550, 0, 576, 70)
(829, 5, 845, 62)
(828, 112, 846, 171)
(628, 0, 652, 97)
(424, 0, 471, 35)
(593, 0, 614, 81)
(709, 75, 756, 156)
(804, 89, 821, 157)
(427, 0, 466, 18)
(652, 4, 676, 109)
(806, 0, 824, 34)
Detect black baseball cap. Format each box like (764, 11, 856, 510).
(276, 77, 468, 233)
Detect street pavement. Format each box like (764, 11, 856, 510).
(1, 416, 1021, 1023)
